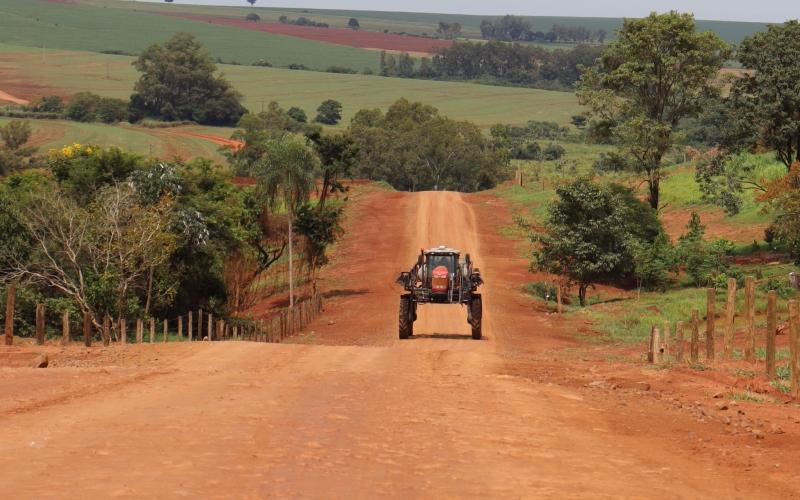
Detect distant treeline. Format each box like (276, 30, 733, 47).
(278, 15, 329, 28)
(480, 15, 607, 43)
(379, 41, 604, 91)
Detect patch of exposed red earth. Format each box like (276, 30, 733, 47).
(161, 14, 453, 54)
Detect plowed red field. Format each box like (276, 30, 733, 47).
(163, 14, 453, 54)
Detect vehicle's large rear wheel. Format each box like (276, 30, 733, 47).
(399, 294, 412, 339)
(470, 294, 482, 340)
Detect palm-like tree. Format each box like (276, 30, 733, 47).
(254, 136, 317, 308)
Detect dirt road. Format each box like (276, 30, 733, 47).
(0, 89, 29, 105)
(0, 192, 791, 498)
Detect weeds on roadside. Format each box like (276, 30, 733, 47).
(733, 368, 757, 378)
(771, 380, 791, 394)
(776, 363, 790, 381)
(687, 361, 713, 371)
(727, 390, 765, 403)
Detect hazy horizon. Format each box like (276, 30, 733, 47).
(131, 0, 796, 24)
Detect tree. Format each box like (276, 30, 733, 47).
(48, 144, 145, 206)
(313, 99, 343, 125)
(66, 91, 101, 122)
(348, 18, 359, 29)
(756, 163, 800, 262)
(570, 114, 587, 129)
(253, 137, 317, 308)
(530, 178, 659, 306)
(595, 29, 607, 43)
(348, 98, 508, 192)
(725, 21, 800, 170)
(246, 13, 260, 22)
(0, 120, 32, 150)
(27, 95, 64, 113)
(305, 129, 358, 212)
(287, 107, 307, 123)
(577, 12, 732, 210)
(437, 22, 462, 40)
(97, 97, 129, 123)
(0, 183, 176, 330)
(247, 0, 256, 5)
(0, 121, 41, 175)
(129, 32, 247, 125)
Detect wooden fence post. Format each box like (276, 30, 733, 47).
(4, 285, 15, 346)
(233, 326, 238, 341)
(789, 301, 800, 400)
(556, 285, 562, 315)
(62, 311, 69, 345)
(691, 310, 700, 363)
(120, 319, 126, 345)
(676, 321, 684, 362)
(663, 321, 671, 361)
(766, 290, 777, 380)
(706, 288, 716, 361)
(178, 315, 183, 342)
(136, 319, 143, 344)
(649, 326, 660, 364)
(207, 313, 213, 341)
(83, 312, 91, 347)
(744, 276, 756, 363)
(103, 314, 110, 347)
(197, 309, 203, 341)
(36, 303, 45, 345)
(163, 319, 168, 343)
(188, 312, 193, 342)
(724, 278, 736, 360)
(150, 317, 155, 344)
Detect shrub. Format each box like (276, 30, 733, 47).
(245, 13, 260, 22)
(65, 91, 101, 122)
(286, 107, 307, 123)
(100, 49, 137, 56)
(97, 97, 129, 123)
(285, 63, 310, 70)
(325, 65, 358, 74)
(524, 282, 558, 302)
(541, 142, 565, 161)
(252, 59, 273, 67)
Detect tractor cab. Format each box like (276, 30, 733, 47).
(421, 246, 459, 294)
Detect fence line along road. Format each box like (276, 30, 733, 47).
(1, 293, 324, 347)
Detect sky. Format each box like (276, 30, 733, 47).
(136, 0, 797, 23)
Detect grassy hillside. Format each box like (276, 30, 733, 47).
(0, 44, 583, 129)
(0, 117, 228, 163)
(0, 0, 379, 69)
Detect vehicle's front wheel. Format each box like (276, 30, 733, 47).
(399, 294, 412, 339)
(470, 294, 482, 340)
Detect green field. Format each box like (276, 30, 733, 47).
(91, 1, 771, 44)
(0, 44, 583, 129)
(0, 117, 228, 163)
(0, 0, 379, 69)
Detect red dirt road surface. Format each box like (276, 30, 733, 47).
(0, 89, 29, 105)
(164, 14, 453, 53)
(1, 191, 798, 498)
